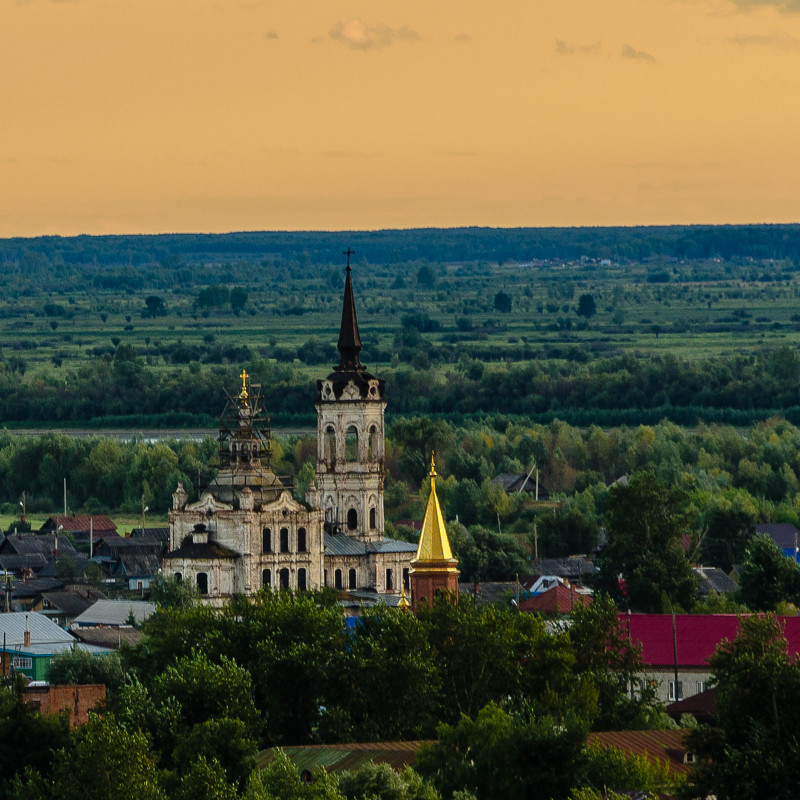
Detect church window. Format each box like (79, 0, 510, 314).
(262, 527, 272, 553)
(298, 568, 307, 591)
(347, 509, 358, 531)
(369, 508, 376, 529)
(262, 569, 271, 588)
(196, 572, 208, 595)
(368, 425, 378, 461)
(348, 568, 357, 589)
(403, 568, 409, 591)
(280, 528, 289, 552)
(335, 569, 343, 590)
(324, 569, 328, 586)
(326, 427, 336, 465)
(345, 426, 358, 462)
(174, 572, 182, 583)
(279, 568, 290, 590)
(385, 569, 393, 592)
(297, 527, 307, 552)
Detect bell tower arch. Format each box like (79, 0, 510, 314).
(316, 256, 386, 542)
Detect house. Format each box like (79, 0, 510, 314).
(72, 625, 143, 650)
(622, 613, 800, 703)
(588, 729, 692, 782)
(129, 527, 170, 543)
(519, 583, 592, 614)
(0, 531, 76, 561)
(693, 566, 738, 598)
(93, 537, 165, 590)
(754, 522, 800, 563)
(527, 557, 597, 583)
(1, 576, 64, 612)
(39, 588, 107, 628)
(0, 612, 111, 681)
(22, 683, 106, 727)
(39, 515, 118, 547)
(492, 472, 550, 500)
(71, 598, 155, 628)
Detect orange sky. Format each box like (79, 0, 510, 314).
(3, 0, 800, 236)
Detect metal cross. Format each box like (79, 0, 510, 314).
(343, 247, 355, 268)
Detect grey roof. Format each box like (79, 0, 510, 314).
(72, 599, 155, 627)
(755, 523, 800, 550)
(0, 533, 76, 558)
(695, 567, 739, 596)
(17, 641, 112, 657)
(324, 535, 417, 557)
(7, 577, 64, 598)
(492, 473, 551, 497)
(130, 527, 170, 542)
(163, 541, 239, 560)
(0, 553, 48, 574)
(41, 591, 98, 616)
(0, 611, 75, 646)
(97, 537, 164, 554)
(459, 582, 517, 604)
(532, 557, 597, 579)
(72, 625, 143, 649)
(115, 553, 161, 577)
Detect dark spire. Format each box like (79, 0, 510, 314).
(336, 253, 363, 372)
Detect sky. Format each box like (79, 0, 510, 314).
(3, 0, 800, 237)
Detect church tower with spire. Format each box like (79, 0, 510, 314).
(316, 256, 386, 542)
(410, 456, 460, 609)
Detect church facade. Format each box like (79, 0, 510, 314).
(164, 264, 416, 606)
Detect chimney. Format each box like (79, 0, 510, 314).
(24, 615, 31, 648)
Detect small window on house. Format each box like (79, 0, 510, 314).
(196, 572, 209, 595)
(345, 426, 358, 462)
(403, 568, 409, 591)
(174, 572, 182, 583)
(385, 568, 393, 592)
(696, 681, 708, 694)
(297, 527, 307, 552)
(262, 569, 271, 588)
(335, 569, 343, 590)
(369, 508, 376, 529)
(280, 528, 289, 552)
(279, 568, 290, 590)
(298, 568, 307, 591)
(347, 509, 358, 531)
(262, 527, 272, 553)
(348, 568, 357, 589)
(668, 681, 683, 702)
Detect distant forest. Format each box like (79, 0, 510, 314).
(3, 224, 800, 268)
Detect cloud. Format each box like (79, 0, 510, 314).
(452, 33, 472, 44)
(264, 30, 278, 40)
(329, 19, 420, 50)
(555, 40, 602, 56)
(621, 44, 656, 62)
(729, 31, 800, 48)
(728, 0, 800, 12)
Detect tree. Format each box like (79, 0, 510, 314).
(683, 614, 800, 799)
(594, 471, 697, 612)
(143, 295, 167, 318)
(230, 288, 249, 313)
(698, 490, 756, 572)
(149, 573, 198, 609)
(47, 647, 123, 691)
(493, 291, 512, 313)
(737, 533, 800, 611)
(576, 294, 597, 319)
(416, 264, 437, 289)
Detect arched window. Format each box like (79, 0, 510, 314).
(345, 426, 358, 462)
(385, 568, 393, 592)
(262, 527, 271, 553)
(174, 572, 182, 583)
(347, 509, 358, 531)
(279, 568, 290, 590)
(297, 527, 307, 552)
(196, 572, 208, 595)
(262, 569, 271, 588)
(298, 568, 307, 591)
(334, 569, 343, 590)
(369, 508, 376, 529)
(348, 568, 357, 589)
(280, 528, 289, 552)
(403, 568, 409, 591)
(368, 425, 378, 461)
(326, 426, 336, 465)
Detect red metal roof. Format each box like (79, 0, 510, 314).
(621, 613, 800, 667)
(519, 584, 592, 613)
(588, 729, 691, 777)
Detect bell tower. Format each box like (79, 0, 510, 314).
(316, 254, 386, 542)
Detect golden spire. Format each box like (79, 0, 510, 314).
(398, 585, 410, 612)
(239, 369, 249, 404)
(415, 452, 453, 562)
